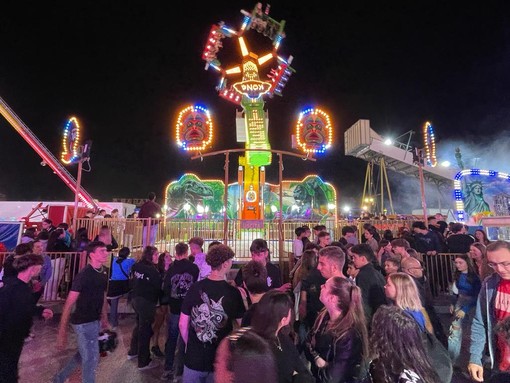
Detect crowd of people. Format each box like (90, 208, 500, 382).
(1, 212, 510, 383)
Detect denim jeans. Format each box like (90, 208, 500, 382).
(448, 313, 473, 368)
(182, 366, 214, 383)
(448, 317, 462, 364)
(129, 297, 156, 367)
(108, 297, 120, 327)
(53, 321, 100, 383)
(164, 312, 184, 374)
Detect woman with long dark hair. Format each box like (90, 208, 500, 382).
(306, 277, 369, 383)
(474, 229, 490, 246)
(468, 242, 493, 280)
(127, 246, 162, 370)
(369, 305, 440, 383)
(448, 254, 481, 368)
(251, 290, 313, 383)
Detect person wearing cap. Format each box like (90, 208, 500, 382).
(179, 244, 245, 383)
(234, 239, 290, 291)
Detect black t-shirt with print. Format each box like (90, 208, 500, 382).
(181, 278, 245, 372)
(164, 259, 200, 315)
(70, 264, 108, 325)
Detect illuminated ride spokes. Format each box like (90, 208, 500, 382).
(201, 3, 295, 220)
(202, 3, 295, 168)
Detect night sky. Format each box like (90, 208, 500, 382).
(1, 1, 509, 212)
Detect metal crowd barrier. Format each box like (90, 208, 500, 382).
(74, 217, 414, 257)
(0, 251, 118, 303)
(1, 249, 460, 302)
(423, 252, 459, 297)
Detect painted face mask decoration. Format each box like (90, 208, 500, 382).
(296, 108, 332, 154)
(176, 105, 213, 152)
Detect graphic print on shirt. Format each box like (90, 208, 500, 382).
(399, 369, 422, 383)
(170, 273, 194, 299)
(191, 291, 227, 343)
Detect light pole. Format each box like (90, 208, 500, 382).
(414, 148, 427, 222)
(71, 141, 92, 236)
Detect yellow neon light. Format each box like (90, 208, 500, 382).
(225, 66, 242, 75)
(257, 53, 274, 66)
(238, 37, 249, 57)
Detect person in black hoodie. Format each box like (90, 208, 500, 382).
(0, 254, 53, 383)
(350, 244, 386, 324)
(127, 246, 162, 370)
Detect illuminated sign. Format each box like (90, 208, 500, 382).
(246, 107, 271, 166)
(233, 80, 272, 98)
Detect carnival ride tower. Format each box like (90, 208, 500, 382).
(202, 3, 294, 220)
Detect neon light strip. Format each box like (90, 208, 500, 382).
(238, 37, 249, 57)
(61, 117, 81, 164)
(423, 121, 437, 167)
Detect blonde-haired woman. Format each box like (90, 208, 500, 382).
(384, 272, 432, 334)
(384, 272, 453, 383)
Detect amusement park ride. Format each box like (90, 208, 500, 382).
(2, 2, 510, 238)
(168, 3, 337, 229)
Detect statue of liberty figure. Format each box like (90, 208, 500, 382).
(464, 180, 491, 217)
